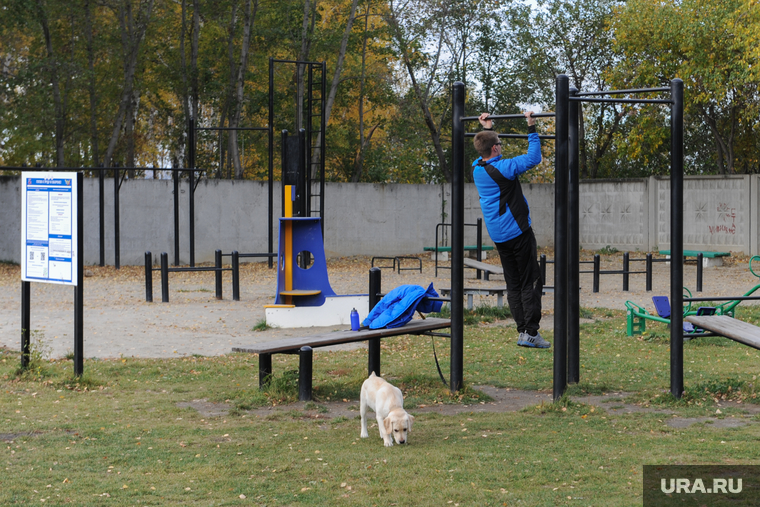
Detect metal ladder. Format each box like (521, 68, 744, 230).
(306, 62, 326, 232)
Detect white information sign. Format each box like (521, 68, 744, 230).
(21, 172, 78, 285)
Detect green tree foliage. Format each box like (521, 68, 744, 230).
(612, 0, 760, 175)
(2, 0, 759, 180)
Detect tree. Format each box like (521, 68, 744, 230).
(613, 0, 760, 174)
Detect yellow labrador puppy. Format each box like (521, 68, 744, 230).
(360, 372, 414, 447)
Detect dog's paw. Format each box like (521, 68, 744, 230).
(360, 431, 369, 438)
(384, 440, 394, 447)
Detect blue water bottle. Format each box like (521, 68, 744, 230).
(350, 308, 360, 331)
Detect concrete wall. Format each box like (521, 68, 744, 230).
(1, 174, 756, 266)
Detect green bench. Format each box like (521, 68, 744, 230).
(659, 250, 731, 267)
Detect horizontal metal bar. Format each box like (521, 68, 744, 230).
(570, 97, 673, 104)
(461, 112, 555, 122)
(579, 270, 646, 275)
(465, 133, 556, 140)
(685, 296, 760, 302)
(221, 252, 277, 258)
(272, 58, 324, 65)
(575, 87, 671, 97)
(159, 267, 231, 273)
(196, 127, 269, 131)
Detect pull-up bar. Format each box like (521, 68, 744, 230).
(460, 112, 556, 122)
(575, 86, 671, 96)
(570, 97, 673, 104)
(464, 133, 556, 140)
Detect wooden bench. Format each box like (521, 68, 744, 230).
(660, 250, 731, 267)
(424, 245, 494, 261)
(685, 315, 760, 350)
(463, 258, 503, 281)
(233, 317, 451, 400)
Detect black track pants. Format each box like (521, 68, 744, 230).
(494, 228, 543, 335)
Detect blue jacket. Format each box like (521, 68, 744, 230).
(472, 132, 542, 243)
(362, 284, 443, 329)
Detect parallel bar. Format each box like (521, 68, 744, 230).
(575, 87, 671, 96)
(553, 74, 569, 401)
(670, 78, 684, 399)
(570, 97, 672, 104)
(461, 112, 556, 121)
(451, 82, 465, 393)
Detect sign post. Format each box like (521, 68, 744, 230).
(20, 172, 84, 374)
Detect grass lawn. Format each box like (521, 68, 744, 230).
(3, 306, 760, 506)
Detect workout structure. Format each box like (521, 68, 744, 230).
(451, 75, 684, 399)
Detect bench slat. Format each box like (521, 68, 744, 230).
(463, 258, 503, 273)
(685, 315, 760, 350)
(232, 317, 452, 355)
(424, 245, 495, 252)
(279, 289, 322, 296)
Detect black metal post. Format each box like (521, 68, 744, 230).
(476, 218, 483, 280)
(670, 78, 684, 399)
(189, 169, 195, 268)
(268, 58, 275, 268)
(74, 172, 84, 376)
(623, 252, 630, 291)
(568, 86, 580, 385)
(114, 167, 120, 269)
(161, 252, 170, 303)
(696, 253, 703, 292)
(259, 353, 272, 387)
(540, 254, 547, 285)
(593, 254, 601, 293)
(145, 251, 153, 302)
(451, 82, 465, 393)
(646, 253, 653, 291)
(299, 346, 313, 401)
(368, 267, 382, 376)
(215, 249, 223, 300)
(173, 168, 180, 266)
(232, 251, 240, 301)
(21, 281, 30, 369)
(99, 167, 105, 266)
(553, 75, 569, 401)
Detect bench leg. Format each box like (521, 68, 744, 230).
(497, 293, 503, 308)
(299, 346, 313, 402)
(259, 353, 272, 388)
(467, 294, 473, 310)
(368, 338, 381, 377)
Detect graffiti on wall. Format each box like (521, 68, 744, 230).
(708, 202, 736, 235)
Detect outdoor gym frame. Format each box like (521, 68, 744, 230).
(450, 84, 557, 392)
(451, 75, 684, 399)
